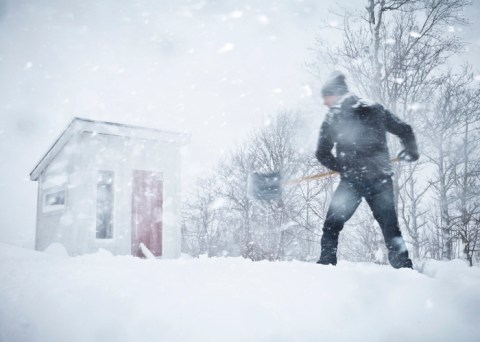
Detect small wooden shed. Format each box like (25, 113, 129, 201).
(30, 118, 188, 258)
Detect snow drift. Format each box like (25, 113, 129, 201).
(1, 243, 479, 341)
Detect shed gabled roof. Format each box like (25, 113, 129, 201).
(30, 117, 190, 181)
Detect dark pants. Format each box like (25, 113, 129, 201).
(318, 176, 412, 269)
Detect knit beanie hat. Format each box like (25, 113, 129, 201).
(321, 71, 349, 97)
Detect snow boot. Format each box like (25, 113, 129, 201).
(317, 247, 337, 265)
(388, 250, 413, 269)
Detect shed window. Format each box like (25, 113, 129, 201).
(43, 189, 66, 212)
(96, 171, 114, 239)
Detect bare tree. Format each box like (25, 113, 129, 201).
(450, 77, 480, 265)
(398, 161, 431, 258)
(216, 145, 256, 258)
(199, 111, 309, 261)
(282, 153, 337, 260)
(310, 0, 467, 104)
(246, 111, 305, 259)
(338, 203, 388, 263)
(422, 69, 477, 259)
(182, 176, 225, 257)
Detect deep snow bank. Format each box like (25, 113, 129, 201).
(1, 243, 479, 342)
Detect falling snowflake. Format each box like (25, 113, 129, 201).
(407, 103, 421, 111)
(301, 85, 312, 97)
(258, 15, 269, 25)
(229, 10, 243, 19)
(409, 31, 421, 38)
(218, 43, 235, 53)
(386, 38, 396, 45)
(209, 198, 227, 211)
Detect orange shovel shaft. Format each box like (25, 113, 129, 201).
(287, 157, 401, 185)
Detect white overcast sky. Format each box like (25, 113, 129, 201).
(0, 0, 478, 247)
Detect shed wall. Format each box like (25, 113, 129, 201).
(35, 130, 182, 258)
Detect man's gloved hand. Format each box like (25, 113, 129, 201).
(398, 149, 419, 162)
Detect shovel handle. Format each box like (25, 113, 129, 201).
(287, 157, 401, 185)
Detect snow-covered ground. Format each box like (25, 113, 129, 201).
(1, 243, 479, 342)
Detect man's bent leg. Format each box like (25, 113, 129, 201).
(365, 178, 413, 269)
(318, 179, 361, 265)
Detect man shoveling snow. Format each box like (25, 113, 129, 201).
(316, 71, 419, 269)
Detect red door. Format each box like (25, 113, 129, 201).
(131, 170, 163, 257)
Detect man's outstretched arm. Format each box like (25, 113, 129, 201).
(383, 108, 419, 161)
(316, 121, 341, 172)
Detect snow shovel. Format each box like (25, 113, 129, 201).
(248, 156, 403, 201)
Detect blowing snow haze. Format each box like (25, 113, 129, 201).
(0, 0, 479, 247)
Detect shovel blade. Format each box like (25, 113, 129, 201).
(247, 171, 282, 201)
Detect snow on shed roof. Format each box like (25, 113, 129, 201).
(30, 117, 190, 181)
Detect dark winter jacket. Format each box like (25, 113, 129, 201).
(316, 94, 418, 180)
